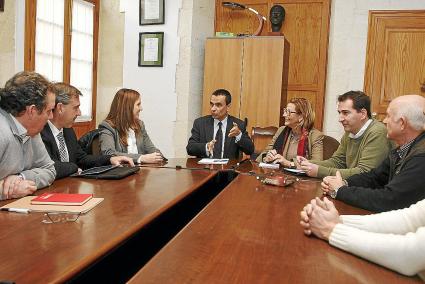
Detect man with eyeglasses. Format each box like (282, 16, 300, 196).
(0, 71, 56, 200)
(298, 91, 390, 179)
(186, 89, 254, 159)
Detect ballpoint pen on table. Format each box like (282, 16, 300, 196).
(0, 208, 31, 214)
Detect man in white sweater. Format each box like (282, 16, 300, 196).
(300, 197, 425, 278)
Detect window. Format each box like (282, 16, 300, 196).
(25, 0, 99, 127)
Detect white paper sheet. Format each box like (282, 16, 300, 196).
(198, 159, 229, 165)
(144, 0, 160, 20)
(143, 37, 159, 62)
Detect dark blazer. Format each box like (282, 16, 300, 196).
(41, 124, 111, 179)
(186, 115, 254, 159)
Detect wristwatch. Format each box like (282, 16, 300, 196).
(329, 188, 338, 199)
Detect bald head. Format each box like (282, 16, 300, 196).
(389, 95, 425, 131)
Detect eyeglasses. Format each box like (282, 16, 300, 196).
(42, 212, 80, 224)
(283, 108, 298, 115)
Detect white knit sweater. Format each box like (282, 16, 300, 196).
(329, 199, 425, 278)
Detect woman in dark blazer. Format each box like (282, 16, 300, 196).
(99, 88, 163, 164)
(257, 98, 323, 168)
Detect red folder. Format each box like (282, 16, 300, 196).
(31, 193, 93, 206)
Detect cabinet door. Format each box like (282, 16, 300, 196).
(240, 37, 286, 131)
(202, 38, 243, 117)
(364, 10, 425, 120)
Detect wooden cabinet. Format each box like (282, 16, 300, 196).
(202, 37, 288, 132)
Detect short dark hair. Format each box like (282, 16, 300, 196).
(338, 91, 372, 118)
(212, 89, 232, 105)
(0, 71, 50, 116)
(49, 82, 82, 107)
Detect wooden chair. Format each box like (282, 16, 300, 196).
(322, 135, 340, 160)
(251, 126, 278, 159)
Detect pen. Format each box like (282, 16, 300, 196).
(0, 208, 30, 214)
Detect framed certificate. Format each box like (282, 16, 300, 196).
(139, 0, 164, 25)
(138, 32, 164, 67)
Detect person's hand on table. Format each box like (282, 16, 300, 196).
(300, 197, 340, 241)
(111, 156, 135, 167)
(2, 175, 36, 200)
(206, 139, 216, 157)
(139, 152, 164, 164)
(298, 156, 319, 177)
(321, 171, 345, 195)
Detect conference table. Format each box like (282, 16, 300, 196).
(0, 159, 420, 283)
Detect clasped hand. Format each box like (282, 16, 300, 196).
(297, 156, 319, 177)
(299, 197, 340, 240)
(264, 149, 291, 167)
(321, 171, 344, 194)
(110, 156, 135, 166)
(139, 152, 164, 164)
(1, 175, 36, 200)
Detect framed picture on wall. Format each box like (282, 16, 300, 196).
(140, 0, 164, 25)
(138, 32, 164, 67)
(0, 0, 4, 12)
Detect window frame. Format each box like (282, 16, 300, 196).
(24, 0, 99, 134)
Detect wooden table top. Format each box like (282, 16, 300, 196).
(0, 159, 216, 283)
(130, 173, 421, 283)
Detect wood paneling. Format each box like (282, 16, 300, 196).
(214, 0, 331, 129)
(240, 37, 287, 128)
(202, 38, 243, 118)
(202, 37, 288, 133)
(364, 10, 425, 120)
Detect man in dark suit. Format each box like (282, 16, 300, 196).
(41, 83, 133, 179)
(186, 89, 254, 159)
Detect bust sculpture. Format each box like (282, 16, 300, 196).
(270, 5, 285, 32)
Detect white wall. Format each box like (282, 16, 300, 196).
(122, 1, 182, 158)
(97, 0, 125, 124)
(0, 0, 18, 86)
(324, 0, 425, 140)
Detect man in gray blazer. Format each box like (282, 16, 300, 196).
(186, 89, 254, 159)
(0, 71, 56, 200)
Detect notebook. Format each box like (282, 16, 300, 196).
(1, 196, 103, 214)
(31, 193, 93, 206)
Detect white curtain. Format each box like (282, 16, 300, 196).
(35, 0, 64, 82)
(71, 0, 94, 121)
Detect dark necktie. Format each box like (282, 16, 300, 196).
(213, 122, 223, 158)
(57, 132, 69, 162)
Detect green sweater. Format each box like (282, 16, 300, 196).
(311, 120, 391, 179)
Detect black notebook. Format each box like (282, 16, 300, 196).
(71, 165, 140, 179)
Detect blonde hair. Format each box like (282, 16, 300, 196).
(289, 98, 315, 130)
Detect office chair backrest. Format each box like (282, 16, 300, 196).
(78, 129, 101, 155)
(251, 126, 278, 156)
(322, 135, 340, 160)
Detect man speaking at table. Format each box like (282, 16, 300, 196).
(186, 89, 254, 159)
(41, 83, 133, 179)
